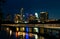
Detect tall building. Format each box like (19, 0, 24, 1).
(14, 14, 22, 23)
(28, 14, 36, 23)
(20, 8, 24, 21)
(40, 12, 48, 23)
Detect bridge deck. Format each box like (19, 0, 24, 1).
(1, 24, 60, 29)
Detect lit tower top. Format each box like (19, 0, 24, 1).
(20, 8, 24, 22)
(20, 8, 23, 14)
(35, 12, 39, 18)
(40, 12, 47, 13)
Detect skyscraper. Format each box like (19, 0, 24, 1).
(20, 8, 24, 21)
(14, 14, 22, 23)
(40, 12, 48, 23)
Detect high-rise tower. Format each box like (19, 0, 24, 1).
(20, 8, 24, 20)
(40, 12, 48, 23)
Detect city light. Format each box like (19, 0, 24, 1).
(24, 21, 28, 23)
(20, 27, 25, 31)
(25, 33, 29, 39)
(16, 32, 18, 37)
(26, 25, 29, 32)
(10, 30, 12, 36)
(23, 32, 26, 37)
(16, 27, 19, 31)
(18, 32, 23, 36)
(6, 27, 10, 33)
(29, 33, 33, 37)
(35, 12, 39, 18)
(34, 34, 38, 39)
(6, 27, 9, 31)
(34, 28, 39, 33)
(22, 27, 25, 31)
(40, 12, 46, 13)
(18, 32, 20, 36)
(40, 36, 44, 39)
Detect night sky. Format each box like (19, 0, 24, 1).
(2, 0, 60, 19)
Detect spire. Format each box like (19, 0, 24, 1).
(20, 8, 24, 22)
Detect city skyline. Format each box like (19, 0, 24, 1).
(1, 0, 60, 19)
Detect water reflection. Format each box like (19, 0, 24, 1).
(0, 25, 60, 39)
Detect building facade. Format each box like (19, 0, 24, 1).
(40, 12, 48, 23)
